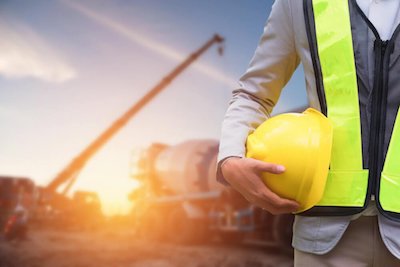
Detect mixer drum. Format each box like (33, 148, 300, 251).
(154, 139, 223, 194)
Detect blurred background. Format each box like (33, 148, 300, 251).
(0, 1, 307, 266)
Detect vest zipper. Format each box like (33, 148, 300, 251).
(375, 39, 396, 218)
(368, 39, 388, 198)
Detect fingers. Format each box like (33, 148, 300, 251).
(247, 179, 300, 214)
(266, 196, 300, 214)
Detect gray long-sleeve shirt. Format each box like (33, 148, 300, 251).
(218, 0, 400, 257)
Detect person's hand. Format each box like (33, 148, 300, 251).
(221, 157, 300, 214)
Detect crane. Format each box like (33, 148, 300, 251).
(44, 34, 225, 200)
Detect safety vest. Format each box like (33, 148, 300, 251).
(302, 0, 400, 220)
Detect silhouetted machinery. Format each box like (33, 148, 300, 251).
(37, 34, 225, 227)
(17, 31, 294, 248)
(129, 139, 294, 247)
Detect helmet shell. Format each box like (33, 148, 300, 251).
(246, 108, 333, 212)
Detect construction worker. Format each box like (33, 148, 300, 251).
(218, 0, 400, 266)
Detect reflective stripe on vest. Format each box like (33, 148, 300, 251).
(381, 112, 400, 212)
(312, 0, 400, 211)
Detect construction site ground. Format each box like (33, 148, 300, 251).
(0, 225, 293, 267)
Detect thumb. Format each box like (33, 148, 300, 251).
(253, 160, 285, 174)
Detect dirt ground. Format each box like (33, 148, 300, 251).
(0, 226, 293, 267)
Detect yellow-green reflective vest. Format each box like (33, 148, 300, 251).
(302, 0, 400, 220)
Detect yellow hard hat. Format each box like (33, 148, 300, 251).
(246, 108, 333, 213)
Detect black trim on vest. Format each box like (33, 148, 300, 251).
(302, 0, 327, 116)
(350, 0, 380, 39)
(299, 0, 368, 217)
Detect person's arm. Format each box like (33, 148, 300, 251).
(217, 0, 300, 214)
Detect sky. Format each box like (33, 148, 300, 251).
(0, 0, 307, 215)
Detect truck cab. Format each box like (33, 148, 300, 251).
(0, 176, 37, 238)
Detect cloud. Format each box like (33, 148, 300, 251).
(0, 17, 76, 83)
(62, 1, 237, 88)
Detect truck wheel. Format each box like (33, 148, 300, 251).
(166, 207, 205, 244)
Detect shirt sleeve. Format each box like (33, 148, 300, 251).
(217, 0, 300, 185)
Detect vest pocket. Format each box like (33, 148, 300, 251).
(317, 169, 369, 207)
(380, 172, 400, 212)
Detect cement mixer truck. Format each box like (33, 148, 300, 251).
(129, 139, 294, 247)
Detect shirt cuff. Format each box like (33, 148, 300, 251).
(216, 156, 242, 186)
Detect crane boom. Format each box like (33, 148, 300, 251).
(46, 34, 225, 193)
